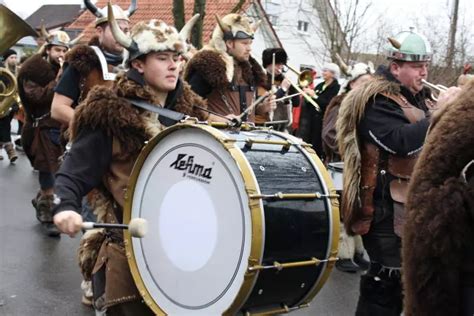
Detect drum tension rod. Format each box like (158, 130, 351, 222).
(244, 138, 292, 151)
(249, 192, 339, 200)
(248, 257, 338, 272)
(244, 303, 310, 315)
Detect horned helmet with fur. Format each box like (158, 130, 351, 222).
(84, 0, 136, 26)
(40, 24, 82, 48)
(336, 54, 375, 93)
(108, 3, 199, 63)
(209, 14, 261, 52)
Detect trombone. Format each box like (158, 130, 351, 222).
(285, 65, 320, 111)
(421, 79, 448, 102)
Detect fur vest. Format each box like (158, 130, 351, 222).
(403, 79, 474, 315)
(322, 93, 346, 162)
(184, 49, 266, 91)
(17, 54, 63, 172)
(336, 77, 399, 233)
(73, 72, 208, 309)
(64, 37, 117, 103)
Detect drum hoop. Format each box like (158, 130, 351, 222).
(296, 140, 340, 304)
(261, 130, 340, 305)
(123, 122, 265, 315)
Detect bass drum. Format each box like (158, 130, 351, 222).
(123, 122, 339, 315)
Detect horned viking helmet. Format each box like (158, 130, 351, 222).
(108, 3, 199, 62)
(84, 0, 137, 26)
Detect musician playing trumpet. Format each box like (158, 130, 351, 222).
(336, 29, 461, 315)
(17, 30, 73, 237)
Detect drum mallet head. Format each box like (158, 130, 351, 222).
(81, 218, 148, 238)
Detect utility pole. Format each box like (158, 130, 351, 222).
(446, 0, 459, 68)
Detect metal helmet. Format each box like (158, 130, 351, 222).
(385, 28, 432, 62)
(84, 0, 137, 27)
(40, 25, 82, 48)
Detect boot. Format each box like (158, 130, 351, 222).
(35, 195, 60, 237)
(32, 192, 42, 223)
(4, 142, 18, 163)
(354, 252, 370, 271)
(336, 258, 360, 273)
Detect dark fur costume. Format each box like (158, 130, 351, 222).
(70, 72, 207, 152)
(71, 71, 208, 308)
(17, 54, 62, 172)
(64, 36, 101, 78)
(403, 79, 474, 315)
(184, 49, 266, 91)
(336, 77, 399, 234)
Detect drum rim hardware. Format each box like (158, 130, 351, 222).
(247, 257, 339, 272)
(122, 123, 340, 315)
(244, 302, 311, 316)
(249, 192, 339, 200)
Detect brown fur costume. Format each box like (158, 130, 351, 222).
(336, 77, 399, 234)
(71, 72, 207, 302)
(64, 36, 101, 78)
(403, 79, 474, 315)
(17, 54, 62, 172)
(184, 49, 266, 91)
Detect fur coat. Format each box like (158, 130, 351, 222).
(336, 77, 399, 232)
(17, 54, 62, 172)
(73, 71, 207, 294)
(184, 49, 266, 91)
(403, 79, 474, 315)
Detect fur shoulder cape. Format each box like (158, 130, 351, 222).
(64, 40, 101, 77)
(184, 49, 266, 91)
(336, 77, 399, 233)
(402, 79, 474, 315)
(70, 72, 208, 156)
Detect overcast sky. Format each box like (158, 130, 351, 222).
(3, 0, 473, 31)
(3, 0, 474, 24)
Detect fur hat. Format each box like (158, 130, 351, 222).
(108, 3, 199, 63)
(2, 49, 17, 61)
(335, 54, 375, 93)
(84, 0, 136, 26)
(207, 14, 261, 53)
(262, 48, 288, 68)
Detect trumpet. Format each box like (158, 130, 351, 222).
(421, 79, 448, 101)
(286, 64, 314, 88)
(284, 65, 320, 111)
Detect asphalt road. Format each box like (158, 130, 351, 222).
(0, 134, 360, 316)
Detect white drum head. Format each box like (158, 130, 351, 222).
(127, 127, 257, 315)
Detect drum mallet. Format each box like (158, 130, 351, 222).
(81, 218, 148, 238)
(232, 92, 270, 126)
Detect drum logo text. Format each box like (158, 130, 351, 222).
(170, 154, 213, 181)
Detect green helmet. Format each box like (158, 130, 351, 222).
(385, 29, 432, 62)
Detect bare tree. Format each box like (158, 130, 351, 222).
(312, 0, 373, 62)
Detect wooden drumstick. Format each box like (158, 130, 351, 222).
(81, 218, 148, 238)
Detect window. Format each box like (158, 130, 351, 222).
(268, 14, 278, 26)
(297, 20, 309, 32)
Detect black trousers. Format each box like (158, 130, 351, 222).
(355, 201, 403, 316)
(298, 103, 324, 158)
(0, 112, 13, 143)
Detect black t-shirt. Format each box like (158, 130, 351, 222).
(54, 64, 81, 107)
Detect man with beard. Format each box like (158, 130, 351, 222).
(51, 0, 135, 126)
(184, 14, 275, 123)
(336, 29, 449, 315)
(18, 31, 73, 237)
